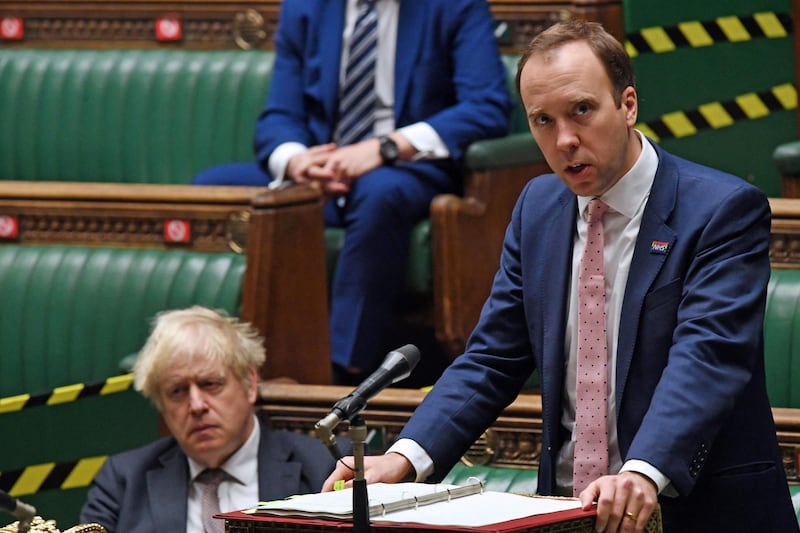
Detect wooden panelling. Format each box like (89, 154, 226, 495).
(0, 0, 622, 52)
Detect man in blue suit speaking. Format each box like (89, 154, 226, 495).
(192, 0, 512, 384)
(323, 19, 799, 533)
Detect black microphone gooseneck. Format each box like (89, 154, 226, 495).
(314, 344, 421, 533)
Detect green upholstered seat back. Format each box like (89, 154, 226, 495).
(0, 244, 245, 527)
(0, 244, 245, 396)
(0, 49, 273, 184)
(764, 269, 800, 408)
(501, 54, 527, 135)
(443, 463, 538, 495)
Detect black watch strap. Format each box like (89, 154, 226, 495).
(379, 135, 399, 166)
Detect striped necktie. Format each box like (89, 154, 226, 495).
(335, 0, 378, 146)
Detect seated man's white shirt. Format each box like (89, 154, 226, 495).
(186, 415, 260, 533)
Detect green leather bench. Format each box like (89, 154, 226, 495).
(765, 268, 800, 408)
(0, 244, 245, 526)
(0, 49, 545, 361)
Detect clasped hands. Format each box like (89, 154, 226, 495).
(286, 140, 382, 196)
(322, 454, 658, 533)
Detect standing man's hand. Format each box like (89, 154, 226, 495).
(579, 472, 658, 532)
(321, 452, 414, 492)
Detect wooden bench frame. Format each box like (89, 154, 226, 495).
(0, 0, 624, 53)
(258, 383, 800, 485)
(0, 181, 331, 384)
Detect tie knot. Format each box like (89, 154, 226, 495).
(586, 198, 609, 224)
(196, 468, 227, 489)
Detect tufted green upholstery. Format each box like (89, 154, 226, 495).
(443, 463, 538, 495)
(764, 268, 800, 408)
(0, 244, 246, 526)
(0, 49, 272, 184)
(0, 244, 245, 396)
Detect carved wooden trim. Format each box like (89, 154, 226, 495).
(769, 198, 800, 268)
(259, 383, 800, 483)
(0, 182, 266, 253)
(0, 0, 622, 52)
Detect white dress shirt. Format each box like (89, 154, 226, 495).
(390, 131, 673, 495)
(186, 416, 260, 533)
(268, 0, 449, 186)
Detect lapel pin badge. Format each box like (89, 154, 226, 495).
(650, 240, 669, 255)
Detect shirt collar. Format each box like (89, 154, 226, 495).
(577, 129, 658, 220)
(188, 415, 260, 486)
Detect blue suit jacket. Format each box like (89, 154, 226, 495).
(400, 142, 798, 532)
(79, 421, 341, 533)
(253, 0, 511, 181)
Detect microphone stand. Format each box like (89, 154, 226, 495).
(349, 414, 370, 533)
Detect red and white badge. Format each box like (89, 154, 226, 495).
(155, 15, 182, 42)
(0, 215, 19, 239)
(164, 219, 191, 243)
(0, 17, 24, 40)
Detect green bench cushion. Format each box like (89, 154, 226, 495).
(0, 244, 245, 395)
(0, 49, 274, 184)
(764, 268, 800, 408)
(442, 463, 538, 495)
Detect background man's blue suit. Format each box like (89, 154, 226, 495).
(398, 141, 798, 532)
(79, 421, 340, 533)
(195, 0, 512, 373)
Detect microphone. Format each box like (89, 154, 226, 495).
(0, 490, 35, 533)
(315, 344, 421, 456)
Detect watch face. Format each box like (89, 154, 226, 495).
(381, 137, 399, 162)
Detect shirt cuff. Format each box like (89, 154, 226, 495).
(619, 459, 676, 496)
(267, 141, 308, 189)
(386, 438, 434, 482)
(397, 122, 449, 161)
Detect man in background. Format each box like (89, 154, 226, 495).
(324, 20, 799, 533)
(193, 0, 512, 384)
(81, 306, 341, 533)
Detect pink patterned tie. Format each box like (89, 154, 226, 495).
(196, 469, 226, 533)
(573, 198, 610, 496)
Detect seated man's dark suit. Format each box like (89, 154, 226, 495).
(80, 421, 339, 533)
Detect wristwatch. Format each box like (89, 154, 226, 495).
(378, 135, 399, 166)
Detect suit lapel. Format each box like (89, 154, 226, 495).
(320, 0, 347, 127)
(394, 0, 424, 119)
(615, 143, 677, 411)
(148, 443, 190, 532)
(257, 426, 303, 501)
(540, 190, 577, 432)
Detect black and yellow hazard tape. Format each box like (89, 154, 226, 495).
(636, 82, 797, 142)
(625, 11, 792, 57)
(0, 456, 107, 497)
(0, 374, 134, 415)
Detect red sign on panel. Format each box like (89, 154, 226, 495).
(155, 16, 182, 42)
(0, 17, 24, 40)
(164, 219, 191, 243)
(0, 215, 19, 239)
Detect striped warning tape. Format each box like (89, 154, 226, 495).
(625, 11, 792, 57)
(0, 456, 107, 497)
(637, 82, 797, 142)
(0, 374, 134, 414)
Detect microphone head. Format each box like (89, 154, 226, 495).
(383, 344, 421, 383)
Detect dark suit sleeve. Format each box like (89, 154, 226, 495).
(79, 455, 124, 532)
(396, 180, 540, 478)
